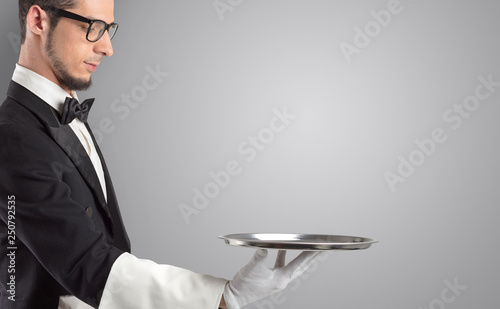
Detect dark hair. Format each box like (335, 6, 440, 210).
(19, 0, 77, 43)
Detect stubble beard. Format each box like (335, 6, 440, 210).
(45, 29, 93, 91)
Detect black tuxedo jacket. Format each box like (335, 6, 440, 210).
(0, 81, 131, 308)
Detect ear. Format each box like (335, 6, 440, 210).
(25, 5, 51, 38)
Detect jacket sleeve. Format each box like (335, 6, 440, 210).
(0, 122, 123, 307)
(0, 122, 228, 308)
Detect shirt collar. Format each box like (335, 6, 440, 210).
(11, 63, 79, 115)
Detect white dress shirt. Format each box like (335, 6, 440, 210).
(11, 64, 227, 309)
(12, 64, 107, 201)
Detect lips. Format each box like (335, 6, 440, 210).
(85, 62, 98, 72)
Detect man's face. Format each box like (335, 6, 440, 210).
(45, 0, 115, 91)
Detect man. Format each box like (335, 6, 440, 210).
(0, 1, 322, 308)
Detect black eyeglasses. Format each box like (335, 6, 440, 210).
(46, 7, 119, 43)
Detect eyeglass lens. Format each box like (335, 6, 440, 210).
(87, 21, 118, 42)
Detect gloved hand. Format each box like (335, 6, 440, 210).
(223, 249, 323, 309)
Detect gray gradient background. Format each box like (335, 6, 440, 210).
(1, 0, 499, 308)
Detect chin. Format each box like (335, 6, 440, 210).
(65, 76, 93, 91)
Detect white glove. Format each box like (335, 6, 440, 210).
(223, 249, 323, 309)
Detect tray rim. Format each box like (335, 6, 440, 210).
(218, 233, 378, 251)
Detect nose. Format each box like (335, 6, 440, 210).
(94, 30, 114, 57)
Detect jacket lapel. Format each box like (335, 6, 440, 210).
(48, 126, 110, 212)
(85, 122, 131, 252)
(6, 81, 111, 218)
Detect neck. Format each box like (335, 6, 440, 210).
(18, 43, 73, 96)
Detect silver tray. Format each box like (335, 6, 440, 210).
(219, 233, 378, 251)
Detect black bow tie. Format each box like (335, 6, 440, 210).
(60, 97, 95, 124)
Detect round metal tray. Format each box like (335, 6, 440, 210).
(219, 233, 378, 251)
